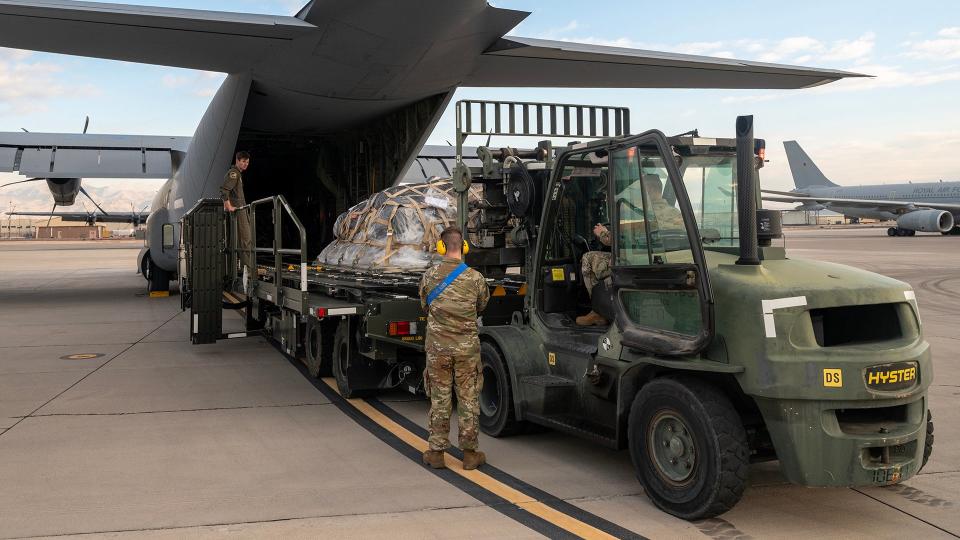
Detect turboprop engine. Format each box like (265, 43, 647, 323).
(45, 178, 82, 205)
(897, 209, 955, 233)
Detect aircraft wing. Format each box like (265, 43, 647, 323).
(761, 190, 960, 213)
(0, 1, 314, 72)
(0, 2, 864, 89)
(0, 132, 191, 179)
(466, 37, 866, 89)
(7, 211, 149, 223)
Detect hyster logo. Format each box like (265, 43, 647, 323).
(867, 366, 917, 386)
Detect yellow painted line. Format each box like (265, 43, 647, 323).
(320, 378, 618, 540)
(149, 291, 170, 298)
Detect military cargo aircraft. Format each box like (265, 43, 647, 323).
(0, 0, 861, 291)
(763, 141, 960, 236)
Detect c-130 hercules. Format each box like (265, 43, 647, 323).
(0, 0, 861, 292)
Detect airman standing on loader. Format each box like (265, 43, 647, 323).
(419, 226, 490, 470)
(221, 151, 252, 285)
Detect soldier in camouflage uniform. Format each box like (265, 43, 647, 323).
(577, 223, 614, 326)
(221, 151, 253, 275)
(418, 226, 490, 470)
(577, 173, 683, 326)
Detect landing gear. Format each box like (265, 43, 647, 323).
(147, 258, 170, 293)
(942, 227, 960, 236)
(629, 377, 748, 520)
(887, 227, 915, 237)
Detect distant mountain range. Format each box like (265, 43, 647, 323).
(2, 181, 160, 214)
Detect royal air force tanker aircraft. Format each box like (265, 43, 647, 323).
(0, 0, 862, 292)
(763, 141, 960, 236)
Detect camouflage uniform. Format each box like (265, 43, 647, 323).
(651, 199, 684, 230)
(582, 228, 612, 298)
(419, 257, 490, 451)
(220, 165, 252, 270)
(581, 200, 683, 295)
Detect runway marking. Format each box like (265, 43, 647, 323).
(59, 353, 104, 360)
(278, 350, 646, 540)
(318, 377, 626, 540)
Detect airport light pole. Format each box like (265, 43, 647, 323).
(6, 201, 13, 240)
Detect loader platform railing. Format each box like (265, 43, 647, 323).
(230, 194, 310, 311)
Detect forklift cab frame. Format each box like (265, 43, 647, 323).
(533, 130, 714, 357)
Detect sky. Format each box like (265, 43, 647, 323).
(2, 0, 959, 213)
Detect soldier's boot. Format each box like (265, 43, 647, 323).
(462, 450, 486, 470)
(422, 450, 446, 469)
(576, 311, 608, 326)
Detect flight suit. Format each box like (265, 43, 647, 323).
(419, 257, 490, 451)
(220, 165, 253, 270)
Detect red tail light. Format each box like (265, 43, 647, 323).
(388, 321, 418, 336)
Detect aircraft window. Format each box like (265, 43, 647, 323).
(162, 223, 175, 250)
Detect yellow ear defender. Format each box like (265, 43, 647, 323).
(436, 239, 469, 255)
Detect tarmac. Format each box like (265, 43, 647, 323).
(0, 230, 957, 539)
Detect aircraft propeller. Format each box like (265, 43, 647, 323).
(79, 185, 109, 216)
(46, 203, 56, 228)
(0, 177, 43, 190)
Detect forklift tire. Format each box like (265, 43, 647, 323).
(628, 377, 748, 520)
(333, 319, 371, 399)
(304, 318, 331, 378)
(478, 341, 525, 437)
(921, 409, 934, 471)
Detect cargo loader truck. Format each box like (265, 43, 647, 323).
(180, 101, 934, 519)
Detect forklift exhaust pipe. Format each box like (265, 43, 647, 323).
(735, 115, 760, 266)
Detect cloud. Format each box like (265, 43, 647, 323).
(0, 48, 67, 114)
(828, 64, 960, 90)
(903, 27, 960, 60)
(761, 131, 960, 191)
(820, 33, 876, 61)
(161, 74, 191, 88)
(158, 69, 225, 98)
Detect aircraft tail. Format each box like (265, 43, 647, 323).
(783, 141, 838, 189)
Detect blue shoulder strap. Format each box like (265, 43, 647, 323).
(426, 262, 469, 306)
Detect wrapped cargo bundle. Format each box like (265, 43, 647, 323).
(317, 180, 481, 272)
